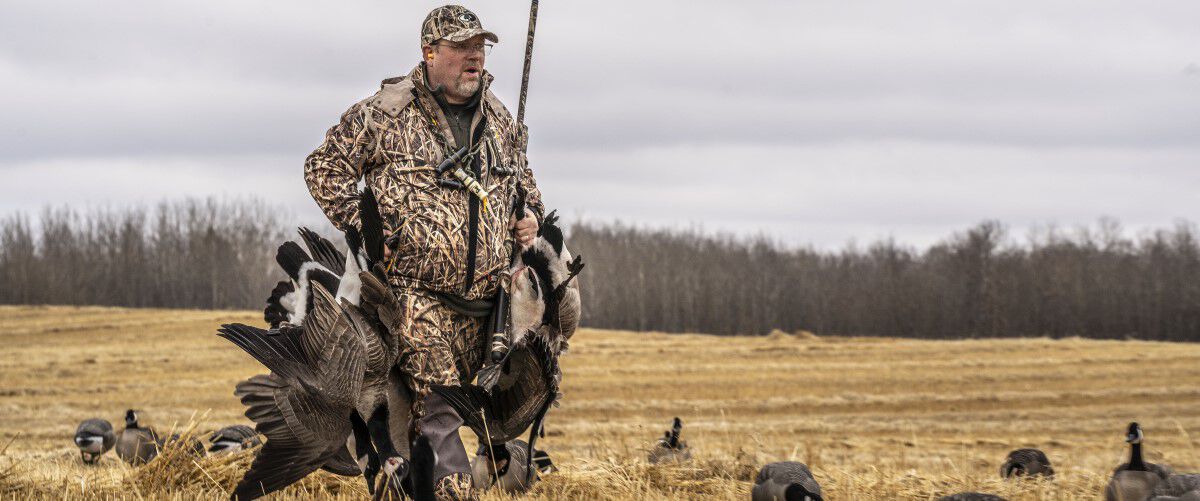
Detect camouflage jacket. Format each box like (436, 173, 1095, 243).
(304, 63, 544, 300)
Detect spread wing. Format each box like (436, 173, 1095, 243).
(432, 335, 558, 443)
(219, 284, 370, 499)
(232, 374, 354, 499)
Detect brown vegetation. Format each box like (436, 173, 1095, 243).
(2, 305, 1197, 499)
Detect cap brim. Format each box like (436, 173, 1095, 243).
(445, 28, 498, 44)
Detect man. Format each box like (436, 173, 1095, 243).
(304, 5, 543, 498)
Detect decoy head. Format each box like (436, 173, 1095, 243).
(124, 409, 138, 428)
(477, 441, 513, 476)
(1126, 422, 1143, 444)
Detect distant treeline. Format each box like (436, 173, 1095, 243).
(2, 200, 1198, 340)
(571, 219, 1200, 340)
(0, 199, 287, 310)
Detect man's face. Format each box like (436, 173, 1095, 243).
(424, 34, 487, 104)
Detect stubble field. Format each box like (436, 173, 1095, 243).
(1, 305, 1198, 500)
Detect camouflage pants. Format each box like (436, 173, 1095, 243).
(393, 288, 488, 500)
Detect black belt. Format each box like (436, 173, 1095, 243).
(431, 291, 494, 318)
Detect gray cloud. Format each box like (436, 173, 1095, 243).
(2, 0, 1198, 248)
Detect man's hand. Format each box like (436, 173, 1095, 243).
(511, 211, 538, 247)
(383, 229, 393, 260)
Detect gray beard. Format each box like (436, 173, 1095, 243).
(454, 75, 481, 97)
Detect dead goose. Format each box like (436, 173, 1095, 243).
(1108, 422, 1173, 501)
(264, 190, 384, 328)
(268, 240, 342, 326)
(115, 409, 159, 465)
(521, 211, 583, 352)
(158, 432, 206, 458)
(74, 418, 115, 464)
(494, 210, 584, 361)
(432, 334, 560, 488)
(208, 425, 262, 455)
(648, 417, 691, 464)
(470, 439, 555, 494)
(937, 494, 1007, 501)
(1000, 448, 1054, 478)
(221, 271, 408, 500)
(751, 461, 823, 501)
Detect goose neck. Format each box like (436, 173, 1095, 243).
(1129, 442, 1146, 470)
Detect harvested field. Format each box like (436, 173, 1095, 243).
(1, 305, 1197, 499)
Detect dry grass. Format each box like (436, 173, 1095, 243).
(1, 305, 1198, 499)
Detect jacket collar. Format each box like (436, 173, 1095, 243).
(404, 62, 494, 149)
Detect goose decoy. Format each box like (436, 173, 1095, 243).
(751, 461, 822, 501)
(115, 409, 159, 465)
(207, 425, 262, 455)
(432, 334, 560, 487)
(73, 418, 115, 464)
(647, 417, 691, 464)
(1151, 493, 1200, 501)
(1155, 474, 1200, 500)
(158, 432, 206, 458)
(1108, 422, 1173, 501)
(1000, 448, 1054, 478)
(220, 267, 408, 499)
(937, 494, 1007, 501)
(470, 439, 554, 494)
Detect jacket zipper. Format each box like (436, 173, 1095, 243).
(463, 171, 479, 295)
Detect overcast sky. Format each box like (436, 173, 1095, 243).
(2, 1, 1197, 249)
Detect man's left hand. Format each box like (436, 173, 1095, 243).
(511, 211, 538, 247)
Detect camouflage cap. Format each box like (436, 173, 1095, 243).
(421, 5, 499, 47)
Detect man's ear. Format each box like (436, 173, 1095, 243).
(422, 45, 435, 62)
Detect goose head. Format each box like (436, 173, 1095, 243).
(1126, 422, 1143, 444)
(508, 264, 546, 336)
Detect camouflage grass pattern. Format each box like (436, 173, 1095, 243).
(420, 5, 498, 47)
(304, 63, 543, 300)
(393, 289, 488, 421)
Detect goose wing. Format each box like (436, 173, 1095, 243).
(432, 335, 558, 443)
(556, 283, 580, 342)
(298, 227, 346, 276)
(221, 284, 370, 499)
(232, 373, 355, 499)
(320, 445, 362, 477)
